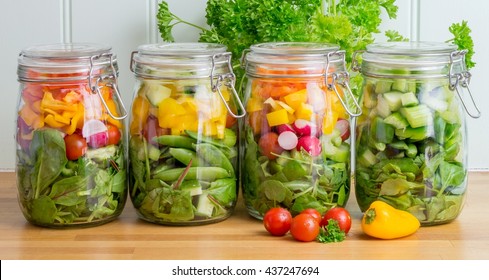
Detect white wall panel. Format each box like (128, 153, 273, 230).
(0, 0, 60, 170)
(71, 0, 147, 107)
(420, 0, 489, 170)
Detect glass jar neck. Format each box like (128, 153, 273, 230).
(359, 42, 464, 79)
(243, 42, 343, 78)
(17, 43, 117, 83)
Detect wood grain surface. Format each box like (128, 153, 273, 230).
(1, 172, 488, 260)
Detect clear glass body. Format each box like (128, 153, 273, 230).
(15, 43, 127, 228)
(128, 43, 239, 225)
(355, 42, 468, 226)
(241, 42, 352, 219)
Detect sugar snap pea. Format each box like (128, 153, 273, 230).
(194, 143, 235, 176)
(153, 166, 231, 182)
(153, 135, 196, 150)
(185, 129, 236, 148)
(169, 148, 200, 167)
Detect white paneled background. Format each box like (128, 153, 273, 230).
(0, 0, 488, 171)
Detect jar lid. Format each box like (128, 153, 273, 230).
(365, 41, 457, 56)
(131, 43, 231, 79)
(244, 42, 343, 78)
(360, 41, 464, 78)
(18, 43, 117, 81)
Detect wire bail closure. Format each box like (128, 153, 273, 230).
(326, 51, 362, 117)
(449, 50, 481, 119)
(210, 52, 246, 119)
(89, 53, 128, 120)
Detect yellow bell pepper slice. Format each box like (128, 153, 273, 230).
(295, 103, 314, 120)
(322, 109, 339, 135)
(266, 109, 289, 127)
(246, 97, 264, 113)
(283, 89, 307, 110)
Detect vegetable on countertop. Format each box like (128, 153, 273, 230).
(361, 200, 420, 239)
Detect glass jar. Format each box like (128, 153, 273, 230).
(129, 43, 245, 225)
(241, 42, 361, 219)
(15, 43, 128, 228)
(352, 41, 480, 225)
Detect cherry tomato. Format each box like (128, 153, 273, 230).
(300, 208, 322, 225)
(290, 213, 320, 242)
(64, 133, 87, 160)
(320, 207, 352, 234)
(258, 132, 284, 160)
(263, 207, 292, 236)
(107, 124, 121, 145)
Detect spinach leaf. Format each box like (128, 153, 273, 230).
(208, 178, 237, 207)
(29, 129, 68, 198)
(48, 176, 87, 206)
(30, 195, 57, 224)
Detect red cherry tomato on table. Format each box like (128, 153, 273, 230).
(107, 124, 122, 145)
(263, 207, 292, 236)
(300, 208, 322, 225)
(64, 133, 87, 161)
(320, 207, 352, 234)
(290, 213, 320, 242)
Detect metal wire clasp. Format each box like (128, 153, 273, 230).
(210, 53, 246, 119)
(448, 50, 481, 119)
(88, 53, 128, 120)
(326, 51, 362, 117)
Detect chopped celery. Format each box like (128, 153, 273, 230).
(383, 92, 404, 111)
(406, 143, 417, 158)
(384, 112, 409, 129)
(401, 92, 419, 107)
(375, 80, 393, 94)
(395, 126, 430, 141)
(358, 149, 378, 167)
(389, 140, 409, 151)
(392, 79, 408, 92)
(195, 194, 214, 218)
(400, 105, 433, 128)
(371, 117, 394, 143)
(376, 94, 391, 118)
(363, 83, 377, 108)
(323, 142, 350, 163)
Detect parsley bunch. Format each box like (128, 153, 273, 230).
(157, 0, 476, 80)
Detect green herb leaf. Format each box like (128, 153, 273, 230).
(317, 219, 346, 243)
(447, 20, 475, 69)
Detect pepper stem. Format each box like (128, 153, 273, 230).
(364, 208, 376, 224)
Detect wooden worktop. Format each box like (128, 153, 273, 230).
(1, 171, 488, 260)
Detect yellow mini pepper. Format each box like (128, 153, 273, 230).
(361, 200, 420, 239)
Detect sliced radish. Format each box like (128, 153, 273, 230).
(88, 132, 109, 148)
(82, 119, 108, 139)
(278, 131, 299, 150)
(276, 124, 295, 134)
(293, 119, 318, 136)
(297, 136, 322, 156)
(335, 118, 350, 141)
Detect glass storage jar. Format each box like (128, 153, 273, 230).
(129, 43, 245, 225)
(352, 41, 480, 226)
(241, 42, 361, 219)
(15, 43, 128, 228)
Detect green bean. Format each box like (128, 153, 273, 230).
(153, 167, 232, 182)
(153, 135, 196, 150)
(195, 143, 235, 176)
(169, 148, 200, 167)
